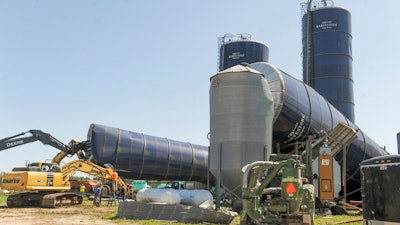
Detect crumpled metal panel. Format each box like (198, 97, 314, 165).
(87, 124, 208, 181)
(117, 202, 234, 224)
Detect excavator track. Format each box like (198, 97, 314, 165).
(7, 192, 43, 207)
(41, 192, 83, 208)
(7, 192, 83, 208)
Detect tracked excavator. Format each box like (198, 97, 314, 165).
(0, 130, 133, 207)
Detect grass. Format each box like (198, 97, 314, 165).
(0, 193, 363, 225)
(0, 193, 8, 203)
(315, 215, 363, 225)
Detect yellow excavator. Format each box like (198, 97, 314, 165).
(0, 130, 133, 207)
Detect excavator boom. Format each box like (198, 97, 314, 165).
(62, 160, 130, 193)
(62, 160, 115, 182)
(0, 129, 90, 163)
(0, 130, 72, 153)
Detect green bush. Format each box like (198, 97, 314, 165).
(0, 194, 9, 204)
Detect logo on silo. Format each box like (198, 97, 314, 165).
(284, 114, 306, 143)
(228, 52, 245, 60)
(316, 20, 338, 30)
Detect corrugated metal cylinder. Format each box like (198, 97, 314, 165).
(251, 62, 388, 199)
(302, 6, 355, 122)
(219, 34, 269, 71)
(209, 64, 275, 197)
(87, 124, 208, 181)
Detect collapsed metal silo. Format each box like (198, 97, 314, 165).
(209, 64, 275, 198)
(218, 33, 269, 71)
(302, 1, 355, 122)
(87, 124, 209, 181)
(251, 62, 388, 199)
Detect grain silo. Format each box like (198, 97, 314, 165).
(218, 33, 269, 71)
(209, 64, 275, 198)
(302, 0, 355, 122)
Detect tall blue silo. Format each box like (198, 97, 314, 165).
(302, 2, 355, 122)
(218, 33, 269, 71)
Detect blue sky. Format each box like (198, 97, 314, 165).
(0, 0, 399, 173)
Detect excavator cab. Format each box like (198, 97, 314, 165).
(10, 162, 61, 173)
(27, 162, 61, 172)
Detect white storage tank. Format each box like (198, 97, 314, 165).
(179, 190, 213, 209)
(136, 188, 180, 205)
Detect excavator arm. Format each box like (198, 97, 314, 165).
(0, 130, 71, 152)
(61, 160, 126, 188)
(60, 160, 135, 199)
(0, 130, 90, 163)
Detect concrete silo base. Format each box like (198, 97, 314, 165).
(117, 202, 234, 224)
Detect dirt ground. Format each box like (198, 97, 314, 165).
(0, 202, 139, 225)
